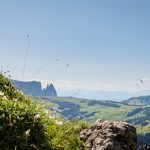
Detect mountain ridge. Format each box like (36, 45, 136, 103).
(11, 79, 57, 97)
(122, 95, 150, 105)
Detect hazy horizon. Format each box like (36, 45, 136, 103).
(1, 0, 150, 97)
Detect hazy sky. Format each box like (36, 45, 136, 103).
(0, 0, 150, 93)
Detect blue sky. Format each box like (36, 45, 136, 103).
(0, 0, 150, 96)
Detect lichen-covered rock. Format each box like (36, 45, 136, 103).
(80, 120, 137, 150)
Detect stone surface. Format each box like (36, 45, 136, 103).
(11, 80, 57, 97)
(80, 120, 137, 150)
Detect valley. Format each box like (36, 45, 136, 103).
(36, 96, 150, 144)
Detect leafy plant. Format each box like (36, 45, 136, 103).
(0, 73, 87, 150)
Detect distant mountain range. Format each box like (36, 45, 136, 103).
(11, 79, 150, 102)
(59, 89, 150, 101)
(11, 80, 57, 97)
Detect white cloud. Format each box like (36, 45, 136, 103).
(40, 80, 119, 91)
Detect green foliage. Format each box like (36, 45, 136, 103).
(52, 121, 87, 150)
(0, 74, 87, 150)
(0, 74, 56, 149)
(39, 96, 150, 145)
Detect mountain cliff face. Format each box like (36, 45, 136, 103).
(43, 84, 57, 96)
(11, 80, 57, 97)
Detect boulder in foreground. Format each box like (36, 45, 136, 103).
(80, 120, 137, 150)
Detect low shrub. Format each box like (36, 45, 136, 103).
(0, 74, 87, 150)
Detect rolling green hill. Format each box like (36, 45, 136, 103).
(37, 96, 150, 145)
(123, 95, 150, 105)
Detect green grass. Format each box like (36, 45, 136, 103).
(0, 74, 88, 150)
(37, 96, 150, 142)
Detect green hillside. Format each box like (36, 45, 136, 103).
(38, 96, 150, 145)
(123, 95, 150, 105)
(0, 73, 87, 150)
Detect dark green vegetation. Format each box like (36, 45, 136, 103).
(0, 74, 87, 150)
(38, 96, 150, 145)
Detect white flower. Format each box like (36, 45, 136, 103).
(3, 96, 7, 100)
(34, 114, 40, 121)
(55, 120, 63, 125)
(25, 129, 31, 137)
(0, 91, 4, 96)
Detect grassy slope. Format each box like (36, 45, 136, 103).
(123, 95, 150, 105)
(38, 96, 150, 144)
(38, 96, 136, 122)
(0, 74, 87, 150)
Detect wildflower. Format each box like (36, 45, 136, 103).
(3, 96, 7, 100)
(0, 91, 4, 96)
(30, 144, 39, 150)
(33, 114, 40, 124)
(34, 114, 40, 120)
(25, 129, 31, 137)
(55, 120, 63, 125)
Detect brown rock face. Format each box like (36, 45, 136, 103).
(80, 120, 137, 150)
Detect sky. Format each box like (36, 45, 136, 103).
(0, 0, 150, 98)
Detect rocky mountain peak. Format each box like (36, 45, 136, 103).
(44, 84, 57, 96)
(11, 80, 57, 97)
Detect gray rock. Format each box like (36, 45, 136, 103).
(80, 120, 137, 150)
(11, 80, 57, 97)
